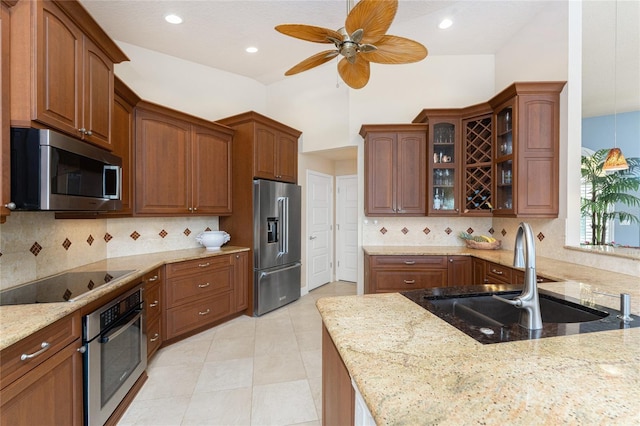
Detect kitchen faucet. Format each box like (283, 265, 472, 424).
(492, 222, 543, 330)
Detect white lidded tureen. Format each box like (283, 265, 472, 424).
(196, 230, 230, 250)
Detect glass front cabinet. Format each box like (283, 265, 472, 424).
(493, 103, 514, 214)
(428, 117, 460, 215)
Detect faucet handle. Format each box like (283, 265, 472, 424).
(492, 294, 522, 307)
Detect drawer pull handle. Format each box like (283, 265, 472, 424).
(404, 261, 416, 265)
(491, 269, 503, 275)
(198, 262, 210, 268)
(198, 282, 210, 288)
(404, 280, 416, 284)
(147, 275, 159, 282)
(199, 309, 211, 316)
(21, 342, 50, 361)
(149, 301, 159, 308)
(150, 333, 160, 342)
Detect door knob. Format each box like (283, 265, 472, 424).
(4, 202, 16, 210)
(309, 236, 317, 240)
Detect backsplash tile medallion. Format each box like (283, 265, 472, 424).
(87, 235, 94, 246)
(445, 227, 452, 235)
(467, 227, 474, 234)
(537, 232, 545, 241)
(380, 227, 387, 235)
(501, 229, 507, 236)
(159, 230, 168, 238)
(489, 227, 495, 235)
(184, 228, 191, 236)
(401, 227, 409, 235)
(104, 233, 113, 243)
(62, 238, 72, 250)
(30, 242, 42, 256)
(423, 227, 431, 235)
(130, 231, 141, 240)
(205, 227, 212, 231)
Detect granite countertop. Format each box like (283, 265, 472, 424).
(0, 246, 249, 351)
(317, 246, 640, 424)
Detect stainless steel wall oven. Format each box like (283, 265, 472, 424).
(83, 285, 147, 426)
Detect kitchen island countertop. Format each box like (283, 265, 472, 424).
(0, 246, 249, 351)
(318, 246, 640, 424)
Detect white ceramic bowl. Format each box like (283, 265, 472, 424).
(196, 231, 230, 250)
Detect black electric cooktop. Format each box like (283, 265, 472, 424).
(0, 270, 134, 305)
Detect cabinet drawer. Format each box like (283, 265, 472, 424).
(372, 270, 447, 292)
(165, 267, 232, 308)
(370, 255, 447, 269)
(0, 312, 81, 390)
(486, 262, 513, 284)
(164, 292, 232, 340)
(145, 282, 162, 322)
(142, 268, 162, 286)
(166, 256, 231, 279)
(146, 316, 162, 360)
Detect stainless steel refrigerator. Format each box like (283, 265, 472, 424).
(253, 179, 301, 316)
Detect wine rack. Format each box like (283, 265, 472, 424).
(464, 115, 492, 214)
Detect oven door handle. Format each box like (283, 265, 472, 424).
(99, 309, 142, 344)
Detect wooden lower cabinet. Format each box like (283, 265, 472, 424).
(365, 255, 472, 293)
(143, 268, 163, 360)
(0, 313, 83, 426)
(163, 253, 246, 341)
(447, 256, 473, 286)
(322, 324, 354, 426)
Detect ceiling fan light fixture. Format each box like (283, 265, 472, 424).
(164, 14, 183, 25)
(438, 18, 453, 30)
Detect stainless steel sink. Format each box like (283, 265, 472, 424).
(402, 285, 640, 344)
(427, 291, 608, 327)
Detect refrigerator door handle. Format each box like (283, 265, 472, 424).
(259, 262, 302, 279)
(278, 196, 289, 256)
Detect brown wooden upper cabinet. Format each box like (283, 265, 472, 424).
(360, 124, 428, 216)
(489, 82, 565, 217)
(217, 111, 301, 184)
(1, 2, 11, 223)
(135, 101, 234, 216)
(9, 0, 128, 150)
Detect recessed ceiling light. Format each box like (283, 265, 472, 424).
(438, 18, 453, 30)
(165, 14, 183, 24)
(246, 46, 258, 53)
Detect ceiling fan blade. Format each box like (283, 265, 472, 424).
(275, 24, 343, 44)
(361, 35, 428, 64)
(345, 0, 398, 44)
(285, 50, 340, 76)
(338, 56, 370, 89)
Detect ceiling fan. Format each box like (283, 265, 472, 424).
(275, 0, 428, 89)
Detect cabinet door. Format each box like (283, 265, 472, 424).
(191, 125, 233, 215)
(0, 342, 83, 426)
(111, 88, 135, 214)
(1, 4, 10, 223)
(37, 1, 83, 136)
(365, 133, 396, 215)
(447, 256, 472, 286)
(493, 102, 515, 214)
(472, 257, 488, 285)
(254, 124, 277, 180)
(82, 37, 113, 149)
(135, 110, 191, 214)
(322, 325, 354, 426)
(429, 119, 460, 215)
(276, 132, 298, 183)
(397, 132, 426, 214)
(233, 252, 249, 312)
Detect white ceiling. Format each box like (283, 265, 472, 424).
(78, 0, 638, 118)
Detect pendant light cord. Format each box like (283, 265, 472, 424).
(613, 0, 618, 149)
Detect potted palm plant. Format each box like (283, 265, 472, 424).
(581, 148, 640, 245)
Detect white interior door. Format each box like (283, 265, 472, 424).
(337, 175, 358, 282)
(307, 171, 333, 291)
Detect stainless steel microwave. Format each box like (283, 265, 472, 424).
(10, 128, 122, 211)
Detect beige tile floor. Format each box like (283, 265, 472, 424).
(119, 281, 357, 426)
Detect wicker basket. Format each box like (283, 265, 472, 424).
(464, 239, 502, 250)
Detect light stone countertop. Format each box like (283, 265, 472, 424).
(315, 246, 640, 424)
(0, 246, 249, 351)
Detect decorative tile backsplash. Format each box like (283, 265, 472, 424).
(0, 212, 218, 290)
